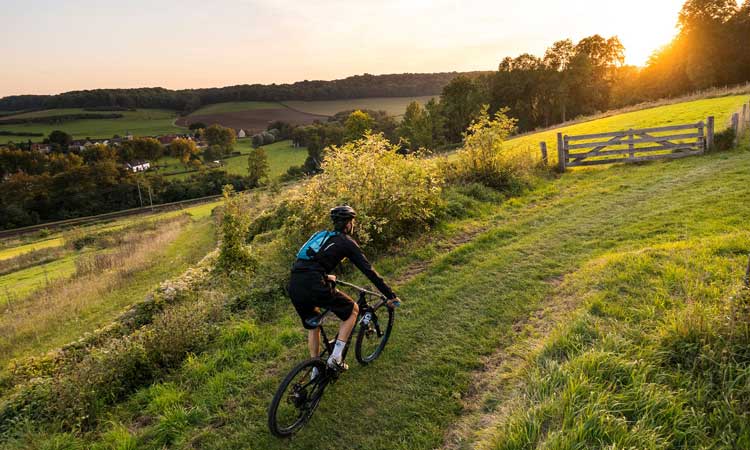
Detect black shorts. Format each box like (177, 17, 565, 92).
(288, 271, 355, 329)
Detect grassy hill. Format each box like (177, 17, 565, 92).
(0, 108, 183, 144)
(506, 94, 748, 165)
(1, 95, 749, 449)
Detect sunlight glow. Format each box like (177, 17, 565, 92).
(0, 0, 714, 96)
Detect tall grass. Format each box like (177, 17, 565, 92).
(483, 237, 750, 449)
(0, 215, 191, 365)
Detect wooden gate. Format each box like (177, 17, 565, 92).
(556, 118, 711, 172)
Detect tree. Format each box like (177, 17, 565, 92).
(47, 130, 72, 151)
(202, 145, 223, 162)
(121, 137, 162, 161)
(440, 75, 487, 142)
(344, 110, 375, 141)
(82, 144, 117, 164)
(189, 122, 207, 130)
(252, 133, 264, 148)
(679, 0, 738, 30)
(424, 98, 447, 147)
(397, 101, 432, 151)
(247, 147, 269, 187)
(170, 138, 200, 168)
(203, 124, 236, 156)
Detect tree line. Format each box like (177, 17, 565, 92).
(0, 72, 484, 113)
(427, 0, 750, 134)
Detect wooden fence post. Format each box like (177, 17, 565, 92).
(697, 121, 704, 152)
(539, 141, 548, 166)
(628, 129, 635, 159)
(706, 116, 715, 151)
(556, 133, 566, 173)
(732, 113, 740, 146)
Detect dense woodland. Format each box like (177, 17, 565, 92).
(0, 72, 479, 113)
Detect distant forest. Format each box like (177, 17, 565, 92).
(0, 72, 484, 113)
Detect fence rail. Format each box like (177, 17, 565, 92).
(553, 119, 710, 172)
(539, 97, 750, 172)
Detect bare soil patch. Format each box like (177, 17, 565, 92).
(175, 108, 328, 132)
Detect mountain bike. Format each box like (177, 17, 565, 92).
(267, 280, 397, 437)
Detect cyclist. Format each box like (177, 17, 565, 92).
(288, 205, 401, 372)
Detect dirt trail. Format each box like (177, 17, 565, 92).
(441, 278, 580, 449)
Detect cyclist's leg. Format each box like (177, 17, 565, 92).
(323, 290, 358, 367)
(336, 302, 359, 342)
(308, 328, 320, 358)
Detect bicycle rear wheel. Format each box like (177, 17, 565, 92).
(268, 358, 328, 437)
(355, 307, 394, 364)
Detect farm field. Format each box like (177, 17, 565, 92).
(187, 101, 283, 116)
(175, 105, 327, 134)
(284, 95, 436, 117)
(158, 139, 307, 180)
(229, 139, 307, 178)
(0, 108, 183, 144)
(505, 94, 749, 165)
(2, 96, 744, 449)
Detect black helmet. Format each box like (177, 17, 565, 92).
(330, 205, 356, 223)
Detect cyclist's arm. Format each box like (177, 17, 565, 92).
(345, 239, 396, 299)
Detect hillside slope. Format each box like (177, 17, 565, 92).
(3, 97, 748, 449)
(26, 142, 744, 449)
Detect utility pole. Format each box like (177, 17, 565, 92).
(136, 179, 143, 208)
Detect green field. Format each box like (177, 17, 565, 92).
(159, 139, 307, 180)
(0, 108, 183, 144)
(284, 95, 437, 117)
(187, 101, 283, 116)
(229, 139, 307, 178)
(0, 253, 77, 303)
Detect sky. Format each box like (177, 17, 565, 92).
(0, 0, 694, 98)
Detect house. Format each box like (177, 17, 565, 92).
(69, 141, 86, 151)
(237, 129, 246, 138)
(31, 143, 51, 153)
(124, 160, 151, 173)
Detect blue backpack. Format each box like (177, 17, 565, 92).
(296, 230, 339, 260)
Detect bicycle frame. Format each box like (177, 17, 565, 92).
(316, 281, 387, 360)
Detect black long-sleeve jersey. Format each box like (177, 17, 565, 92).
(291, 232, 396, 299)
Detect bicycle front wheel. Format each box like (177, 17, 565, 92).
(355, 307, 394, 364)
(268, 358, 328, 437)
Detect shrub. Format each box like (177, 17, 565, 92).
(216, 186, 256, 273)
(261, 131, 275, 145)
(267, 132, 444, 251)
(712, 128, 735, 152)
(442, 105, 535, 195)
